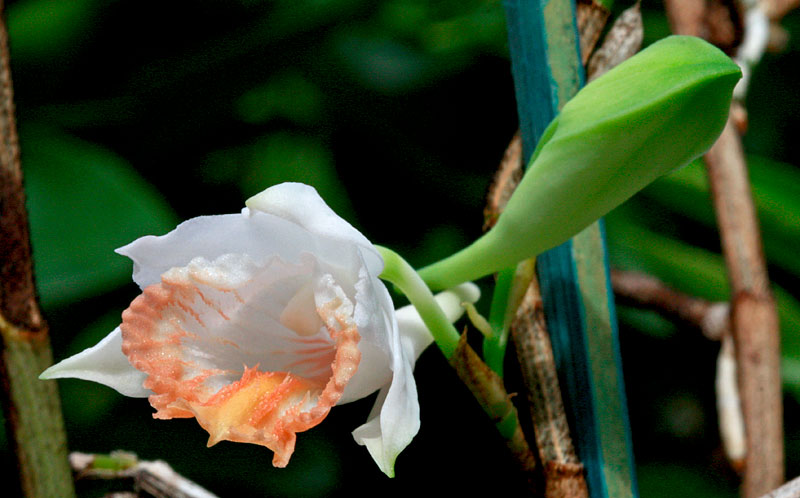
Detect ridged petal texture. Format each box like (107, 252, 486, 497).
(41, 183, 480, 475)
(120, 253, 361, 466)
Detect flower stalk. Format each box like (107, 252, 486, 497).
(376, 246, 461, 359)
(376, 246, 538, 488)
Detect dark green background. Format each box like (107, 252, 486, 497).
(2, 0, 799, 496)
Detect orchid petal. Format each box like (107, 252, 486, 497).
(246, 183, 383, 275)
(44, 182, 427, 474)
(117, 212, 319, 289)
(120, 252, 363, 467)
(351, 308, 418, 478)
(40, 328, 150, 398)
(338, 264, 395, 404)
(352, 283, 480, 476)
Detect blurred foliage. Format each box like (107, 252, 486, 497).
(4, 0, 800, 496)
(23, 124, 179, 309)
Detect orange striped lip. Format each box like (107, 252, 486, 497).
(120, 255, 361, 466)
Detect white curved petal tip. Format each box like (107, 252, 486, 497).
(352, 382, 416, 478)
(397, 282, 481, 360)
(349, 287, 481, 478)
(244, 183, 380, 268)
(40, 328, 150, 398)
(451, 282, 480, 305)
(245, 183, 361, 244)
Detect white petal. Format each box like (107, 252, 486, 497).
(40, 328, 150, 398)
(338, 264, 395, 404)
(116, 212, 318, 289)
(128, 253, 343, 386)
(245, 183, 383, 275)
(396, 282, 481, 360)
(351, 282, 480, 476)
(351, 316, 419, 477)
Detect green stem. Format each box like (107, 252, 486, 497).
(0, 319, 75, 498)
(482, 267, 514, 376)
(376, 246, 461, 359)
(417, 229, 512, 291)
(483, 259, 538, 377)
(379, 247, 539, 489)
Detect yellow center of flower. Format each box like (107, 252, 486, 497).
(190, 367, 322, 450)
(120, 258, 361, 468)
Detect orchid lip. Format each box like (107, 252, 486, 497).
(38, 183, 481, 476)
(120, 253, 361, 466)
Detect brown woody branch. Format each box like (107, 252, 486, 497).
(662, 0, 786, 494)
(610, 269, 729, 341)
(705, 117, 783, 497)
(610, 270, 749, 470)
(586, 3, 643, 82)
(483, 9, 646, 496)
(576, 0, 611, 64)
(0, 2, 75, 497)
(486, 118, 587, 498)
(511, 270, 588, 498)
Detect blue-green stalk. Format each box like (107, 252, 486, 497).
(418, 36, 741, 291)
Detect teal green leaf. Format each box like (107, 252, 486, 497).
(24, 125, 179, 310)
(419, 35, 741, 289)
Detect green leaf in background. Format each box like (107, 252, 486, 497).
(416, 4, 507, 56)
(333, 29, 433, 93)
(642, 155, 800, 277)
(637, 463, 737, 498)
(332, 0, 508, 94)
(235, 71, 324, 126)
(605, 208, 800, 399)
(7, 0, 99, 62)
(23, 124, 179, 310)
(202, 132, 357, 224)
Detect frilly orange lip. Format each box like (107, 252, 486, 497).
(120, 263, 361, 467)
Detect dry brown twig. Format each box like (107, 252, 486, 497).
(486, 101, 586, 498)
(609, 270, 746, 468)
(610, 270, 729, 341)
(70, 451, 220, 498)
(587, 3, 644, 82)
(511, 267, 588, 498)
(705, 117, 783, 496)
(576, 0, 611, 64)
(661, 0, 789, 494)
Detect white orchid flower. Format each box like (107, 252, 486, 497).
(41, 182, 479, 477)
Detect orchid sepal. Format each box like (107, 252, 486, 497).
(40, 182, 480, 476)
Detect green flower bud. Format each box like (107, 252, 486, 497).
(420, 35, 741, 290)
